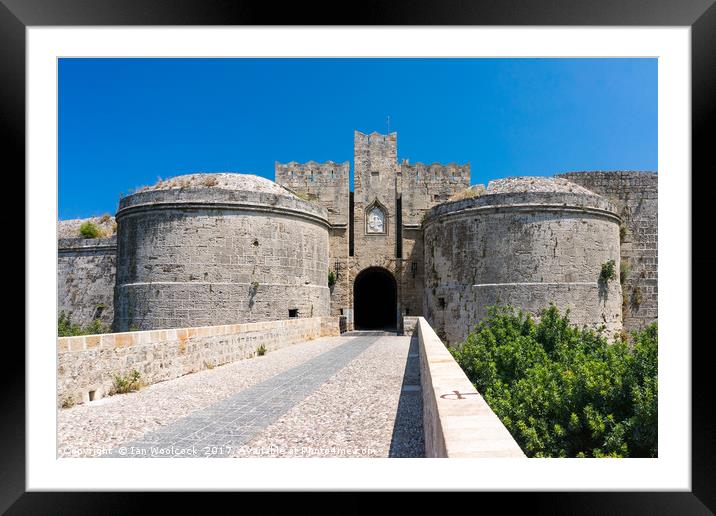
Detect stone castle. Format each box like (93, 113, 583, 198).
(58, 130, 657, 344)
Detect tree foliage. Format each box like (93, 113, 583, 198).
(450, 305, 658, 458)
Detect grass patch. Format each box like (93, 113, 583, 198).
(109, 370, 142, 395)
(620, 261, 630, 284)
(256, 344, 267, 356)
(448, 186, 484, 202)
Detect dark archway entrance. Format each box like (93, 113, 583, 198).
(353, 267, 397, 330)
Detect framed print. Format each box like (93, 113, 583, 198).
(4, 0, 715, 512)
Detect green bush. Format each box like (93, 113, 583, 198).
(256, 344, 267, 356)
(58, 312, 110, 337)
(600, 259, 617, 282)
(450, 305, 658, 458)
(79, 221, 102, 238)
(328, 270, 336, 288)
(110, 370, 142, 395)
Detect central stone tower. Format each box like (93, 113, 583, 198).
(276, 130, 471, 331)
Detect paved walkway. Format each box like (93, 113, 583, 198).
(59, 334, 424, 458)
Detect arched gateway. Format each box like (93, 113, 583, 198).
(353, 267, 397, 331)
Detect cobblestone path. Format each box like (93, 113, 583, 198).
(60, 335, 423, 458)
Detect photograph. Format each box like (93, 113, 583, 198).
(56, 57, 658, 461)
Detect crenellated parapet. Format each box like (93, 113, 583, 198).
(398, 160, 471, 225)
(275, 160, 350, 226)
(400, 160, 471, 183)
(276, 160, 350, 184)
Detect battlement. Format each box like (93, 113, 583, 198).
(275, 160, 350, 226)
(400, 161, 471, 183)
(275, 160, 350, 183)
(354, 130, 397, 143)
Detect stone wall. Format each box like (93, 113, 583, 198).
(113, 178, 331, 331)
(557, 171, 658, 333)
(416, 317, 525, 458)
(351, 131, 401, 289)
(423, 187, 623, 345)
(399, 161, 470, 225)
(275, 161, 351, 317)
(58, 236, 117, 328)
(57, 316, 341, 407)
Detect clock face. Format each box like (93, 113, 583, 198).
(366, 206, 385, 234)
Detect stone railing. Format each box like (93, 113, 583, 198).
(57, 316, 340, 408)
(416, 317, 526, 458)
(402, 316, 419, 336)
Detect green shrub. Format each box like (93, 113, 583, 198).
(328, 270, 336, 288)
(58, 312, 110, 337)
(450, 305, 658, 458)
(79, 221, 102, 238)
(256, 344, 267, 356)
(620, 262, 630, 284)
(600, 259, 617, 282)
(109, 370, 142, 395)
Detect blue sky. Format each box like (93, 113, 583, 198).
(59, 58, 657, 219)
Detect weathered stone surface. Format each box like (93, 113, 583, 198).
(556, 171, 658, 333)
(113, 175, 331, 331)
(275, 161, 350, 317)
(423, 185, 623, 344)
(58, 235, 116, 327)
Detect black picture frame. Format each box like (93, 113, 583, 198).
(4, 0, 713, 512)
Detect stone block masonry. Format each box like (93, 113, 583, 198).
(556, 171, 657, 333)
(423, 182, 623, 345)
(57, 316, 341, 408)
(113, 175, 331, 331)
(275, 161, 351, 318)
(58, 236, 116, 328)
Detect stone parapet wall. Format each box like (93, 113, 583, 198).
(58, 236, 117, 328)
(57, 316, 341, 407)
(118, 182, 328, 223)
(416, 317, 525, 458)
(402, 316, 419, 336)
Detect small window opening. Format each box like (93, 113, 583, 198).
(88, 390, 96, 402)
(289, 309, 299, 318)
(438, 297, 446, 309)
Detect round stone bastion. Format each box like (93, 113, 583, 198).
(422, 177, 623, 345)
(113, 173, 330, 331)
